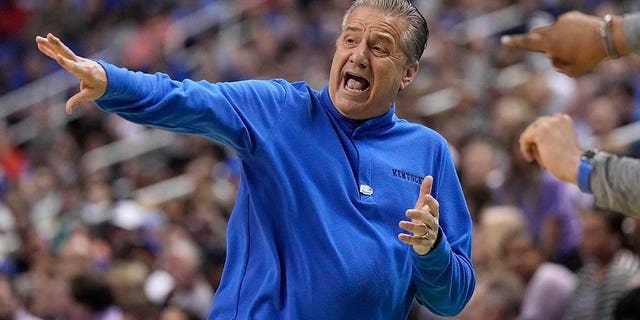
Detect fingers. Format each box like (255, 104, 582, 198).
(401, 176, 440, 255)
(36, 34, 75, 61)
(519, 126, 537, 162)
(397, 232, 437, 248)
(397, 212, 439, 255)
(36, 35, 84, 77)
(414, 175, 433, 209)
(402, 210, 437, 231)
(56, 53, 85, 76)
(501, 27, 549, 53)
(36, 37, 58, 60)
(46, 33, 78, 61)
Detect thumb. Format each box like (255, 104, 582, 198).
(414, 175, 433, 209)
(65, 88, 94, 115)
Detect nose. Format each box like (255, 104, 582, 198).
(349, 43, 369, 69)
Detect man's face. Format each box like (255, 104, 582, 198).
(503, 234, 540, 281)
(329, 6, 418, 120)
(580, 212, 617, 261)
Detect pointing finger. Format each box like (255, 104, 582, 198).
(501, 27, 549, 53)
(414, 175, 433, 209)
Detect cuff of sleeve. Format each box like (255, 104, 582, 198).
(589, 151, 611, 201)
(412, 228, 451, 273)
(94, 60, 133, 102)
(623, 12, 640, 55)
(94, 60, 113, 100)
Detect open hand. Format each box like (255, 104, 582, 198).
(36, 33, 107, 114)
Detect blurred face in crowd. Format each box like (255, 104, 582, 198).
(580, 211, 620, 263)
(160, 306, 190, 320)
(461, 139, 497, 187)
(0, 278, 18, 319)
(503, 233, 542, 282)
(329, 6, 418, 120)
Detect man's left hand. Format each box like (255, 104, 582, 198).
(398, 176, 440, 255)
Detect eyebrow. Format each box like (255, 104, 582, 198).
(344, 25, 395, 44)
(371, 32, 394, 45)
(344, 25, 363, 33)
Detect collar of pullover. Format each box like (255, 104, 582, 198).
(321, 85, 397, 135)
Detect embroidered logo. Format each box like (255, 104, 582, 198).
(392, 169, 424, 185)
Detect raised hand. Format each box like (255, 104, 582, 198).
(519, 114, 583, 184)
(35, 33, 108, 114)
(398, 176, 440, 255)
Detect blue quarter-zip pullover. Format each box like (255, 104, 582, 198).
(94, 61, 475, 319)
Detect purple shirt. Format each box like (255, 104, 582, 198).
(495, 172, 582, 258)
(520, 263, 577, 320)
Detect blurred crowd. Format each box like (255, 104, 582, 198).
(1, 0, 640, 319)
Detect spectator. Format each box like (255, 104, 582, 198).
(68, 272, 124, 320)
(562, 208, 640, 320)
(614, 286, 640, 320)
(0, 0, 639, 318)
(453, 271, 524, 320)
(0, 274, 41, 320)
(495, 121, 582, 270)
(500, 229, 577, 320)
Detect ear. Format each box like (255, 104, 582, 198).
(399, 62, 419, 90)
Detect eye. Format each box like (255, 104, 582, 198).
(345, 37, 357, 46)
(371, 45, 388, 55)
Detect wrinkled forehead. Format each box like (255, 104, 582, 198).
(341, 6, 407, 37)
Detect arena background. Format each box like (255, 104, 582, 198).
(0, 0, 639, 319)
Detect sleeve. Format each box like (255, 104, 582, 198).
(411, 139, 476, 316)
(623, 12, 640, 55)
(94, 60, 288, 157)
(590, 151, 640, 216)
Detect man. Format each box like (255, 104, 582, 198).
(35, 0, 475, 319)
(501, 11, 640, 216)
(500, 229, 576, 320)
(0, 274, 42, 320)
(561, 208, 639, 320)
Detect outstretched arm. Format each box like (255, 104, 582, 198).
(501, 11, 629, 77)
(35, 33, 107, 114)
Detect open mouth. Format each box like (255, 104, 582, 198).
(343, 73, 370, 92)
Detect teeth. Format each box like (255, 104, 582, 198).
(347, 78, 365, 90)
(344, 74, 369, 91)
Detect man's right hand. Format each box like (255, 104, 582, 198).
(36, 33, 107, 115)
(501, 11, 612, 77)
